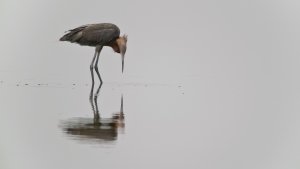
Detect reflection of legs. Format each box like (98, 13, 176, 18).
(94, 82, 102, 119)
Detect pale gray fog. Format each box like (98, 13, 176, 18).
(1, 0, 300, 169)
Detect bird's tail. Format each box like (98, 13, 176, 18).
(59, 33, 70, 41)
(59, 31, 80, 42)
(59, 33, 71, 41)
(59, 25, 87, 42)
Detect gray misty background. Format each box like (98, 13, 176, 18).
(0, 0, 300, 169)
(0, 0, 299, 83)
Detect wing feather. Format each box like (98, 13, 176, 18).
(60, 23, 120, 47)
(80, 27, 119, 46)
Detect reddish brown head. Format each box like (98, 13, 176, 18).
(111, 35, 127, 73)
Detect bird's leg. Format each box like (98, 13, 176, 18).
(90, 50, 98, 97)
(93, 46, 103, 118)
(94, 46, 103, 84)
(89, 50, 98, 115)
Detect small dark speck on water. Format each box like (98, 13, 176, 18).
(72, 84, 76, 86)
(178, 85, 182, 88)
(25, 84, 29, 86)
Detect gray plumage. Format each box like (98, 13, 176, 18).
(60, 23, 120, 47)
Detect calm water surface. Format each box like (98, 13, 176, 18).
(0, 73, 299, 169)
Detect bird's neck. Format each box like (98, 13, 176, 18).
(109, 41, 120, 53)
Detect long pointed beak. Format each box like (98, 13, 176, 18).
(122, 54, 125, 73)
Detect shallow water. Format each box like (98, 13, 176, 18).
(1, 72, 299, 169)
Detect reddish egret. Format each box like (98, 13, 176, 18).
(60, 23, 127, 85)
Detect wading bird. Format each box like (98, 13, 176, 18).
(60, 23, 127, 85)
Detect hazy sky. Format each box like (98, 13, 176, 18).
(0, 0, 299, 84)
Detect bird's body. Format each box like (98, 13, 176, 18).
(60, 23, 121, 47)
(60, 23, 127, 102)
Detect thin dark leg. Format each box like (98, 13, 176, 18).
(94, 46, 103, 84)
(93, 46, 103, 119)
(89, 50, 98, 115)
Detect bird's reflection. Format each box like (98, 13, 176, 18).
(61, 83, 125, 143)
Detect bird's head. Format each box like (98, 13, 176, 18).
(116, 35, 127, 73)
